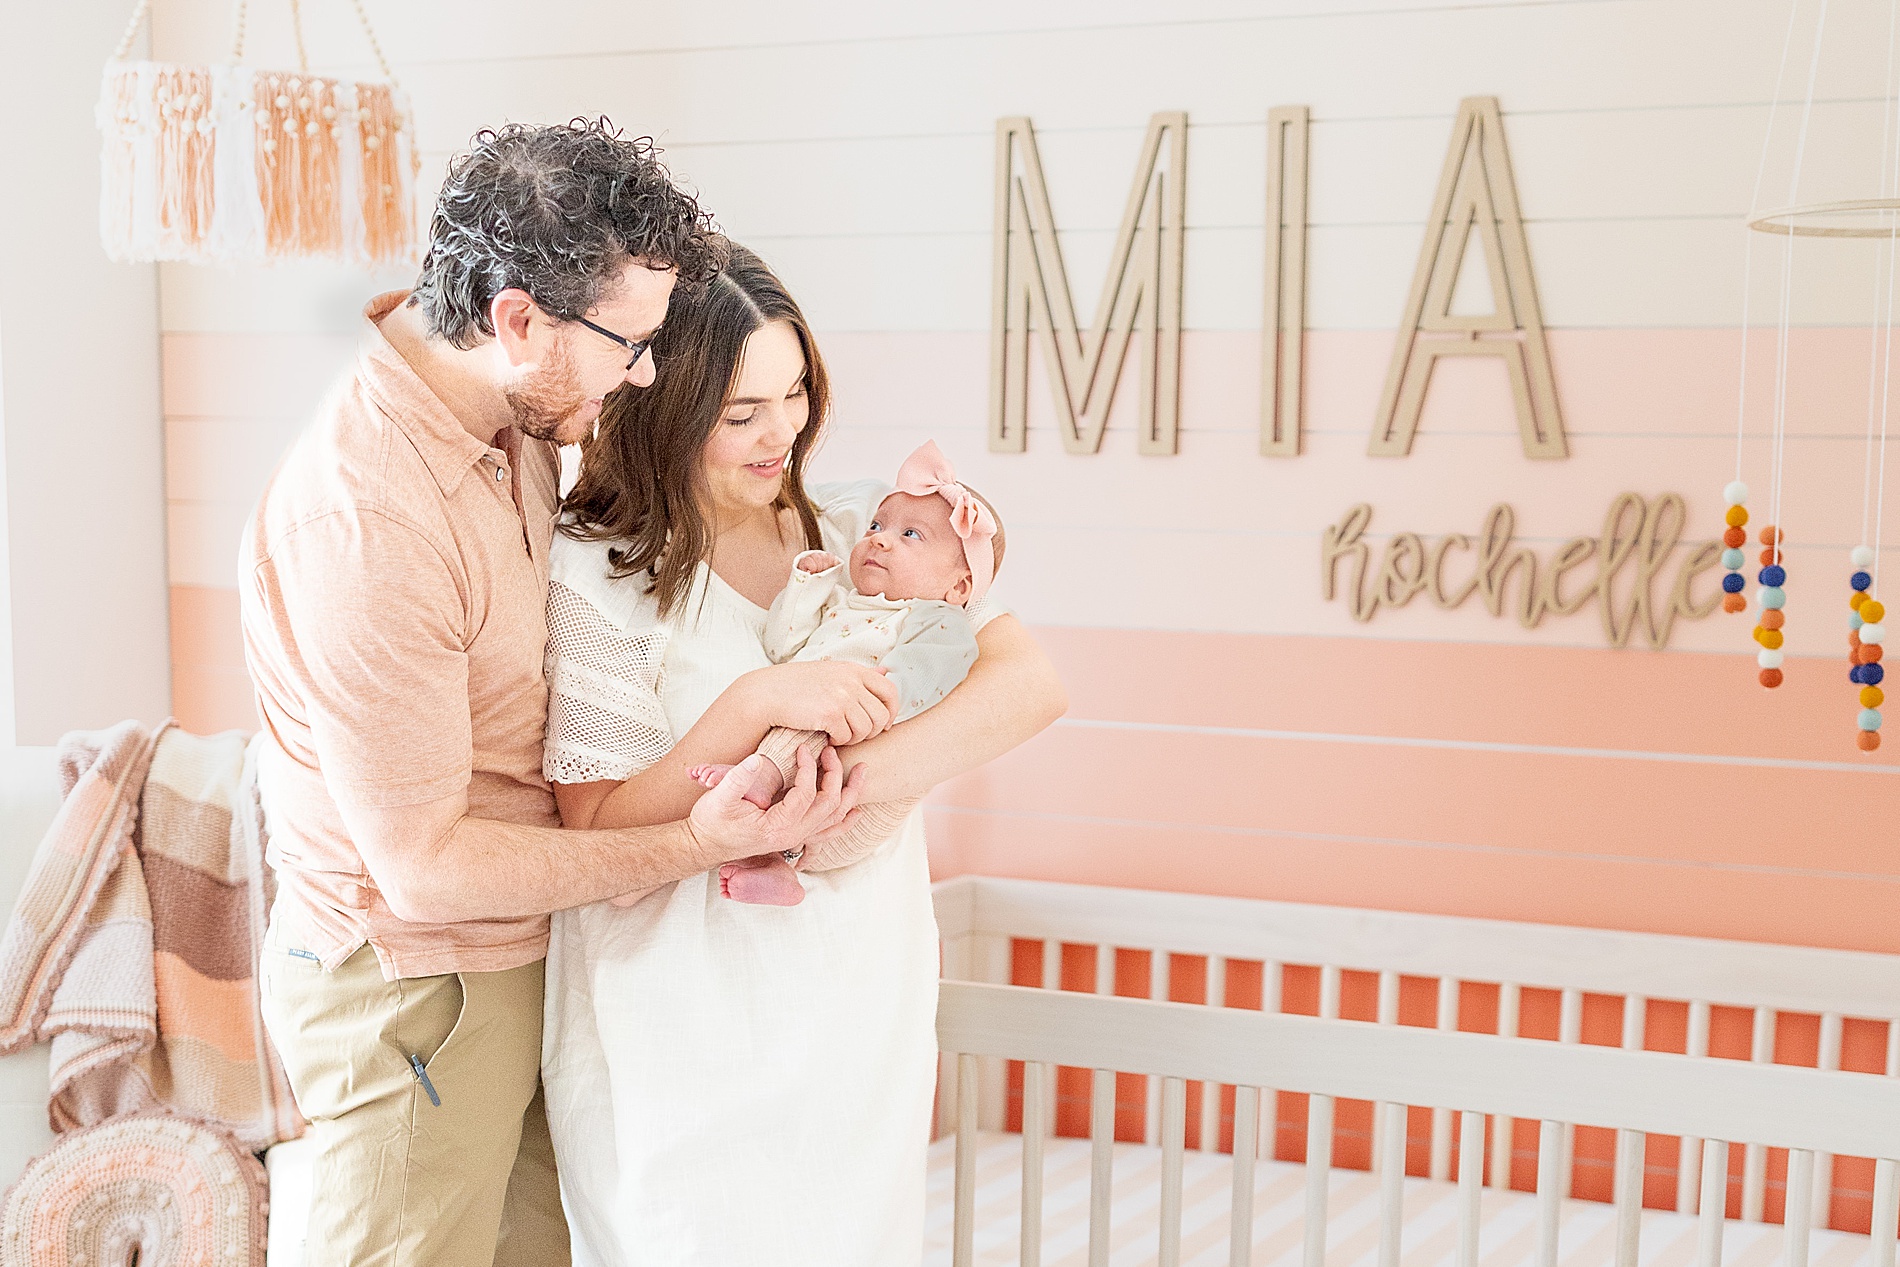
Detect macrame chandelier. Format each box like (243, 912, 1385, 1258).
(97, 0, 419, 267)
(1720, 0, 1896, 754)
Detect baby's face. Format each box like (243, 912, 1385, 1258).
(850, 492, 973, 604)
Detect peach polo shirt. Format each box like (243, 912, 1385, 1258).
(241, 291, 562, 980)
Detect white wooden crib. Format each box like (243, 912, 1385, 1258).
(924, 878, 1900, 1267)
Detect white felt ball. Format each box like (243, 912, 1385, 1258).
(1853, 545, 1875, 567)
(1724, 481, 1749, 505)
(1863, 623, 1887, 645)
(1758, 648, 1784, 669)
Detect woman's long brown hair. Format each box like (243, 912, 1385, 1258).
(560, 242, 828, 617)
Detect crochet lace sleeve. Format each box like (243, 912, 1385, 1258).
(542, 579, 673, 785)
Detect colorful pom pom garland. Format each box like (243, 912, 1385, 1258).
(1849, 545, 1882, 752)
(1754, 522, 1786, 688)
(1719, 483, 1750, 620)
(0, 1114, 269, 1267)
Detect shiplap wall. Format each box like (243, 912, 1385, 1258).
(153, 0, 1900, 949)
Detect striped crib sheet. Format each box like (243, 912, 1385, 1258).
(925, 1132, 1878, 1267)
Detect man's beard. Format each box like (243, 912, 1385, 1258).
(504, 338, 590, 443)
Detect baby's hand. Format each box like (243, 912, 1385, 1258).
(797, 551, 843, 574)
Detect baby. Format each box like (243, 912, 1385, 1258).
(689, 440, 1004, 906)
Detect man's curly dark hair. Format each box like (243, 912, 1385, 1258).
(411, 118, 727, 349)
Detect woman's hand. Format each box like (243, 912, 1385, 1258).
(739, 661, 900, 746)
(687, 746, 865, 861)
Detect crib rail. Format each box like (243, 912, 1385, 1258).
(937, 980, 1900, 1267)
(933, 877, 1900, 1227)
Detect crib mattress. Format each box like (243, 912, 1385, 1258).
(924, 1132, 1878, 1267)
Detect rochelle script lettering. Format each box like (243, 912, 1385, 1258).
(1320, 494, 1724, 650)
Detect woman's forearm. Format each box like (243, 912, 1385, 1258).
(836, 615, 1067, 803)
(557, 685, 775, 830)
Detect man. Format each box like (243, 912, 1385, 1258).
(241, 120, 886, 1266)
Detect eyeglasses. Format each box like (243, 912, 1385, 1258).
(574, 315, 659, 372)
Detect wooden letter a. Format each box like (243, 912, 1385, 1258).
(1370, 97, 1567, 459)
(990, 113, 1187, 454)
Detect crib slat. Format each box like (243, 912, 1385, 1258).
(1614, 1126, 1643, 1267)
(1305, 1093, 1334, 1267)
(955, 1053, 978, 1267)
(1022, 1060, 1047, 1267)
(1492, 983, 1521, 1189)
(1614, 994, 1646, 1267)
(1457, 1109, 1484, 1267)
(1377, 1100, 1407, 1267)
(1696, 1138, 1728, 1267)
(1203, 955, 1228, 1153)
(1371, 971, 1401, 1173)
(1536, 1118, 1563, 1267)
(1742, 1007, 1776, 1222)
(1320, 964, 1343, 1019)
(1232, 1085, 1260, 1267)
(1785, 1148, 1815, 1267)
(1558, 989, 1582, 1199)
(1260, 960, 1283, 1161)
(1678, 1000, 1713, 1214)
(1873, 1159, 1899, 1267)
(1431, 979, 1460, 1181)
(973, 933, 1012, 1131)
(1147, 950, 1172, 1145)
(1812, 1012, 1844, 1229)
(1095, 943, 1117, 996)
(1090, 1067, 1115, 1267)
(1160, 1076, 1187, 1267)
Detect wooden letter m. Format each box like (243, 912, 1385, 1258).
(989, 113, 1187, 454)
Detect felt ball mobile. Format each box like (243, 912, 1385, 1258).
(1722, 0, 1898, 750)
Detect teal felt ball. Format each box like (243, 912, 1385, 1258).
(1761, 586, 1786, 609)
(1860, 709, 1884, 731)
(1722, 548, 1745, 569)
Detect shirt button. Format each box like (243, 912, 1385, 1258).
(494, 466, 507, 482)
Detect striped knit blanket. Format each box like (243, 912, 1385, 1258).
(0, 720, 302, 1150)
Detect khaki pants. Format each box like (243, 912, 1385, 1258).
(260, 920, 570, 1267)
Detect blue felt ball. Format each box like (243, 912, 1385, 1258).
(1861, 709, 1885, 731)
(1759, 565, 1787, 587)
(1722, 548, 1746, 570)
(1853, 571, 1874, 592)
(1852, 664, 1867, 684)
(1865, 663, 1887, 686)
(1722, 572, 1746, 593)
(1761, 586, 1786, 609)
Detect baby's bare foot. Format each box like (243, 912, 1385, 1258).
(690, 761, 781, 811)
(719, 855, 805, 906)
(688, 763, 732, 789)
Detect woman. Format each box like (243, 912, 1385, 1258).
(539, 244, 1065, 1265)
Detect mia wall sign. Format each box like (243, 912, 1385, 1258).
(988, 96, 1722, 648)
(989, 96, 1566, 459)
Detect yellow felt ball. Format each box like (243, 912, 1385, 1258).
(1852, 591, 1870, 611)
(1725, 505, 1749, 527)
(1863, 686, 1886, 708)
(1759, 629, 1784, 650)
(1863, 601, 1887, 623)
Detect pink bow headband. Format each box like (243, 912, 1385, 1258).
(894, 440, 997, 602)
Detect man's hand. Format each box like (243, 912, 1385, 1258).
(797, 550, 844, 574)
(741, 661, 899, 745)
(687, 746, 864, 861)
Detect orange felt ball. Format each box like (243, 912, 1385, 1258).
(1760, 668, 1784, 688)
(1760, 609, 1785, 630)
(1852, 591, 1869, 611)
(1722, 592, 1747, 613)
(1759, 525, 1785, 545)
(1852, 630, 1863, 648)
(1863, 685, 1886, 708)
(1864, 601, 1887, 622)
(1858, 729, 1882, 751)
(1725, 505, 1749, 527)
(1723, 527, 1747, 547)
(1759, 548, 1779, 565)
(1861, 644, 1885, 664)
(1759, 629, 1785, 650)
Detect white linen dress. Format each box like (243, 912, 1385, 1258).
(539, 480, 958, 1267)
